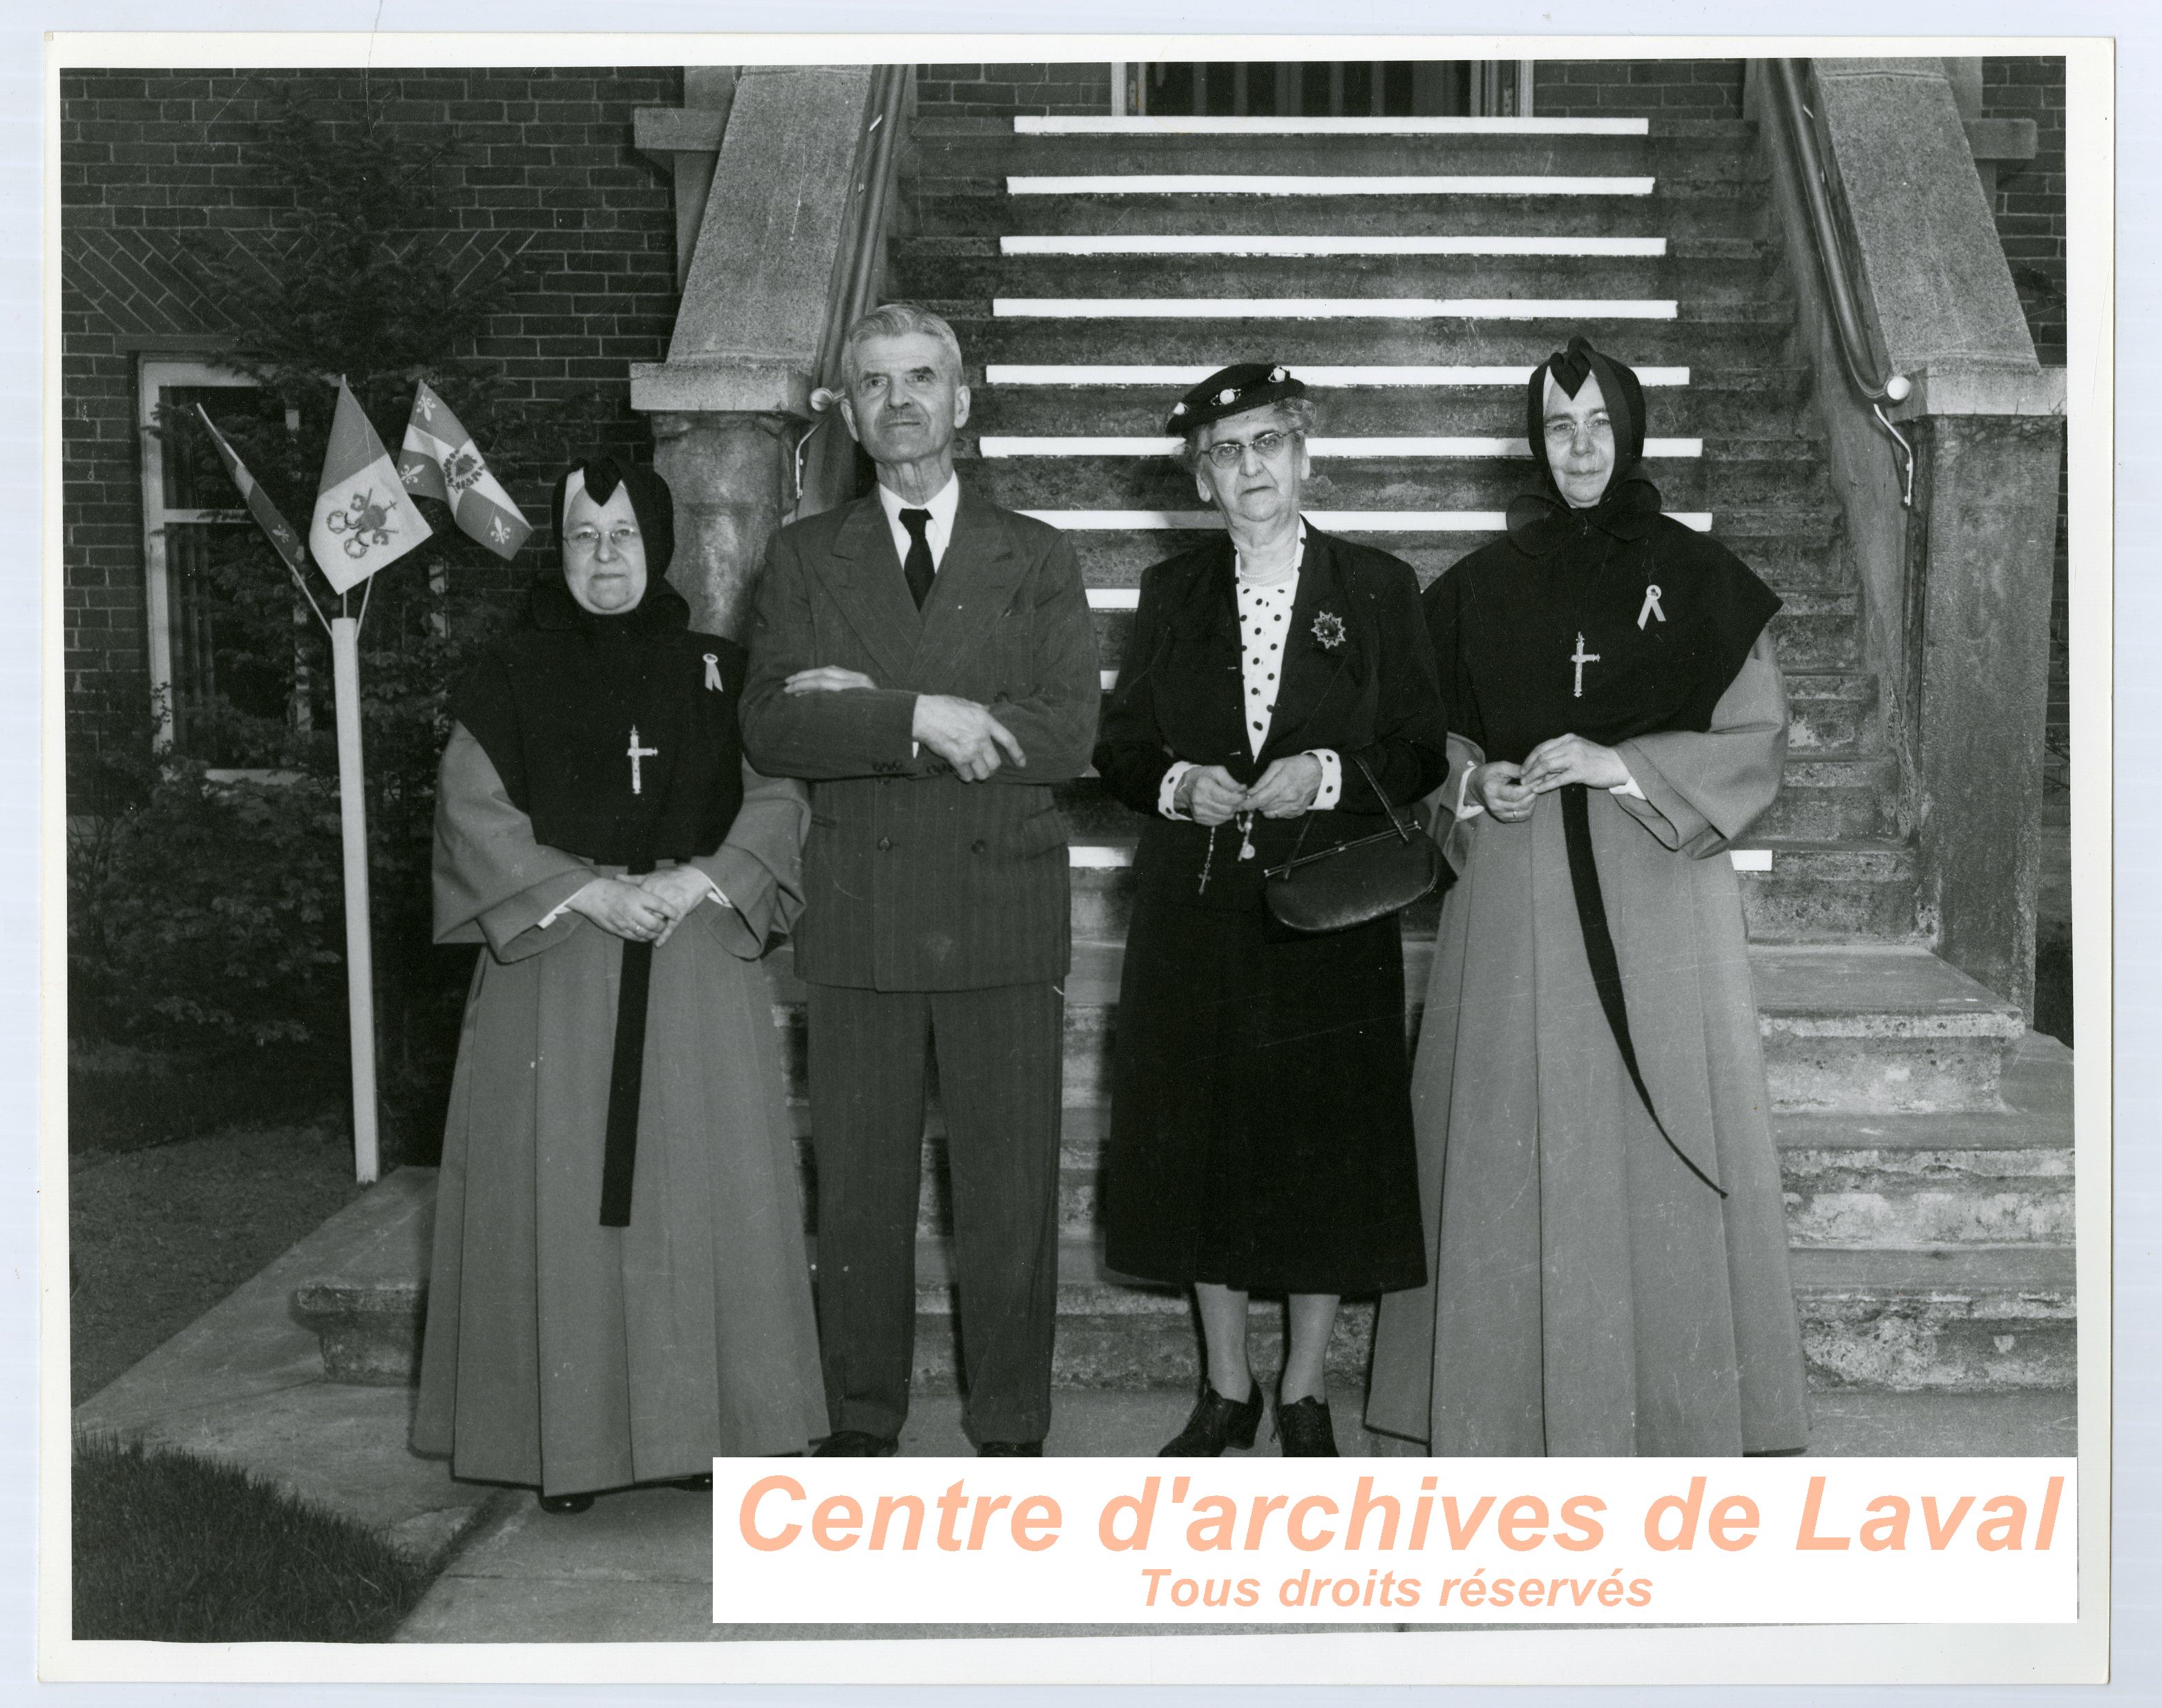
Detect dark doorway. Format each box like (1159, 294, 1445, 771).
(1123, 61, 1526, 119)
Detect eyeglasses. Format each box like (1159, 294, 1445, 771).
(1543, 414, 1614, 444)
(1201, 430, 1298, 469)
(564, 524, 641, 553)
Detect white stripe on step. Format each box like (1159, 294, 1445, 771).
(998, 234, 1670, 257)
(980, 435, 1705, 459)
(1069, 842, 1768, 871)
(1006, 174, 1658, 198)
(1049, 512, 1714, 541)
(994, 297, 1679, 320)
(984, 364, 1692, 387)
(1016, 115, 1652, 137)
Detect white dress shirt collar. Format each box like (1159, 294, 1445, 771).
(877, 474, 962, 573)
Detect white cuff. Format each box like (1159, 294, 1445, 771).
(1609, 767, 1645, 800)
(1306, 748, 1342, 811)
(1158, 760, 1196, 821)
(539, 894, 577, 930)
(1453, 762, 1486, 821)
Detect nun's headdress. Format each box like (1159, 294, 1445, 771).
(550, 456, 677, 579)
(1525, 334, 1647, 500)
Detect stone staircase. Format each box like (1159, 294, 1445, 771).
(865, 110, 2072, 1450)
(294, 111, 2074, 1455)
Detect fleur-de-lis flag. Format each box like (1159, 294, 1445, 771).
(397, 379, 533, 561)
(194, 405, 311, 579)
(309, 381, 433, 594)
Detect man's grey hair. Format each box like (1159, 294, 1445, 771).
(839, 303, 966, 389)
(1178, 394, 1319, 472)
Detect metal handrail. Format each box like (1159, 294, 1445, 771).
(1768, 58, 1917, 506)
(791, 64, 910, 515)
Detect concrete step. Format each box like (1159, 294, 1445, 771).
(1046, 756, 1891, 846)
(944, 311, 1796, 369)
(966, 370, 1820, 440)
(960, 448, 1834, 518)
(1054, 837, 1915, 946)
(754, 941, 2022, 1117)
(890, 1236, 2070, 1397)
(830, 1028, 2067, 1247)
(908, 120, 1771, 181)
(893, 249, 1783, 307)
(910, 186, 1772, 243)
(1024, 518, 1849, 595)
(1074, 596, 1856, 675)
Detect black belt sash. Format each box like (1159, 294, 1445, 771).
(598, 843, 658, 1229)
(1558, 784, 1727, 1200)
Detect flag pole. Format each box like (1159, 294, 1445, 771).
(330, 588, 381, 1184)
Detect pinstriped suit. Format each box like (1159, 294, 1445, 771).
(739, 485, 1100, 1444)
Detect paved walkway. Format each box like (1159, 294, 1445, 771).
(75, 1167, 2076, 1644)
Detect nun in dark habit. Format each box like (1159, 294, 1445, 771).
(412, 459, 825, 1512)
(1366, 336, 1811, 1457)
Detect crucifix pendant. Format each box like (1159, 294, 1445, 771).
(626, 725, 658, 794)
(1570, 631, 1600, 700)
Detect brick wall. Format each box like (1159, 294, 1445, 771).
(914, 64, 1111, 120)
(1532, 60, 1745, 119)
(61, 66, 681, 781)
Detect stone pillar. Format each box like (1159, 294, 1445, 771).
(631, 65, 877, 640)
(1763, 57, 2067, 1013)
(647, 412, 794, 640)
(1903, 410, 2065, 1013)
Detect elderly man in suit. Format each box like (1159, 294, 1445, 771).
(740, 303, 1100, 1458)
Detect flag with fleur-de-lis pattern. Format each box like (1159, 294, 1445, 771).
(397, 379, 533, 561)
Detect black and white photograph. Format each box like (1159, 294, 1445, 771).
(37, 24, 2116, 1684)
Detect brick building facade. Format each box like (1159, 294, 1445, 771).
(61, 66, 682, 783)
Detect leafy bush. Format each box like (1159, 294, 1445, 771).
(68, 75, 652, 1149)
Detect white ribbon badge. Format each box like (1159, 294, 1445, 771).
(704, 653, 723, 691)
(1637, 584, 1666, 630)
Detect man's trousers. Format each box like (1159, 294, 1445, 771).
(806, 980, 1064, 1446)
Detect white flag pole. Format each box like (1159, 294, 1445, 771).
(329, 604, 381, 1184)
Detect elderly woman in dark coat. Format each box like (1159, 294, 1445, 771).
(412, 458, 826, 1511)
(1095, 366, 1448, 1457)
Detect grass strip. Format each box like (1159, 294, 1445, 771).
(73, 1433, 439, 1642)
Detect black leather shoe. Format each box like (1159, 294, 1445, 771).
(667, 1473, 714, 1491)
(1274, 1393, 1339, 1457)
(978, 1441, 1043, 1457)
(538, 1491, 595, 1515)
(815, 1430, 899, 1457)
(1160, 1381, 1264, 1456)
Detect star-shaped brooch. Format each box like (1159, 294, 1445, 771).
(1311, 610, 1348, 651)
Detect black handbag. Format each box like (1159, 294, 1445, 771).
(1262, 751, 1444, 934)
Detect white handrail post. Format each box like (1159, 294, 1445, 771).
(330, 613, 381, 1184)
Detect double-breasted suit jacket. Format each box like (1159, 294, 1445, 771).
(738, 481, 1099, 1448)
(739, 487, 1100, 989)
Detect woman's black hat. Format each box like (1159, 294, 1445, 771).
(1165, 363, 1308, 435)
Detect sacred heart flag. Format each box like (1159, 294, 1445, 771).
(195, 405, 312, 580)
(397, 379, 533, 561)
(309, 381, 432, 594)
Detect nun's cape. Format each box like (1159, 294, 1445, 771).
(412, 460, 825, 1495)
(1366, 340, 1810, 1456)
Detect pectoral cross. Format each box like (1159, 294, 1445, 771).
(626, 726, 658, 794)
(1571, 632, 1600, 700)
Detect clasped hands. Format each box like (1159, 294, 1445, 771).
(1472, 734, 1630, 824)
(783, 665, 1025, 784)
(566, 866, 720, 946)
(1174, 754, 1323, 825)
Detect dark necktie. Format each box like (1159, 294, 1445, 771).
(899, 508, 935, 610)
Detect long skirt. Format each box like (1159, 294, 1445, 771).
(412, 918, 827, 1497)
(1102, 890, 1427, 1297)
(1366, 789, 1810, 1455)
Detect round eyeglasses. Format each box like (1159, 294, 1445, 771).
(1201, 429, 1298, 470)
